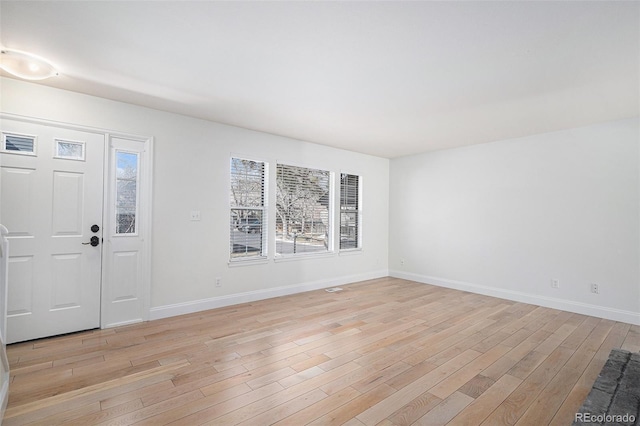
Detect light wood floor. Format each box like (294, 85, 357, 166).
(4, 278, 639, 425)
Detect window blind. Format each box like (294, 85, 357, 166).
(3, 133, 35, 154)
(276, 164, 330, 255)
(230, 158, 266, 259)
(340, 173, 360, 249)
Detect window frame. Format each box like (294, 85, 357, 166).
(229, 156, 268, 262)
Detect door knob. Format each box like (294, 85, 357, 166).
(82, 236, 100, 247)
(91, 224, 100, 233)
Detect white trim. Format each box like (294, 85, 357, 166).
(102, 318, 144, 329)
(0, 225, 9, 422)
(140, 137, 153, 323)
(1, 113, 113, 137)
(275, 158, 332, 173)
(228, 257, 270, 267)
(230, 152, 270, 166)
(0, 378, 8, 424)
(390, 270, 640, 326)
(273, 251, 336, 263)
(149, 269, 389, 321)
(339, 248, 363, 256)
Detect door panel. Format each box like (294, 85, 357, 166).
(0, 167, 34, 236)
(1, 118, 104, 343)
(51, 253, 82, 309)
(6, 256, 32, 316)
(52, 171, 84, 235)
(111, 250, 138, 302)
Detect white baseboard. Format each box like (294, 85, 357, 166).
(149, 269, 389, 321)
(103, 318, 144, 329)
(390, 270, 640, 326)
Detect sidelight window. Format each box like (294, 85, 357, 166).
(115, 151, 139, 234)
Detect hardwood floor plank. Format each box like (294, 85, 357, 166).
(385, 390, 442, 425)
(308, 384, 396, 426)
(60, 399, 141, 425)
(272, 386, 361, 426)
(549, 320, 631, 426)
(412, 391, 474, 426)
(135, 382, 278, 426)
(457, 374, 496, 399)
(234, 388, 328, 426)
(4, 360, 189, 425)
(101, 379, 174, 409)
(621, 324, 640, 352)
(479, 346, 574, 425)
(356, 350, 481, 425)
(94, 389, 204, 425)
(448, 374, 522, 426)
(429, 344, 511, 400)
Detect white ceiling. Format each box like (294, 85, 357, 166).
(1, 1, 638, 158)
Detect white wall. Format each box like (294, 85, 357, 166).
(390, 118, 640, 325)
(0, 77, 390, 318)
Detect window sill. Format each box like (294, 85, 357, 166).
(339, 248, 363, 256)
(228, 257, 269, 267)
(273, 251, 335, 263)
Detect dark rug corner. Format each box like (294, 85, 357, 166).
(573, 349, 640, 426)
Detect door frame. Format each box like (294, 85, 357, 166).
(0, 113, 153, 331)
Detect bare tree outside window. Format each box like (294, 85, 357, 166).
(56, 140, 84, 160)
(276, 164, 330, 255)
(230, 158, 266, 259)
(115, 151, 138, 234)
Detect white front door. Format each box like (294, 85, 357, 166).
(0, 118, 104, 343)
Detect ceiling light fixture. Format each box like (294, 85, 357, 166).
(0, 48, 58, 80)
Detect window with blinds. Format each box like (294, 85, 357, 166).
(340, 173, 360, 250)
(276, 164, 331, 255)
(2, 132, 36, 155)
(230, 158, 267, 260)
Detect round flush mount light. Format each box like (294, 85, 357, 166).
(0, 48, 59, 80)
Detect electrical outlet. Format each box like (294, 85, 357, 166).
(215, 277, 222, 287)
(590, 283, 599, 294)
(551, 279, 560, 289)
(400, 259, 405, 266)
(190, 210, 201, 221)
